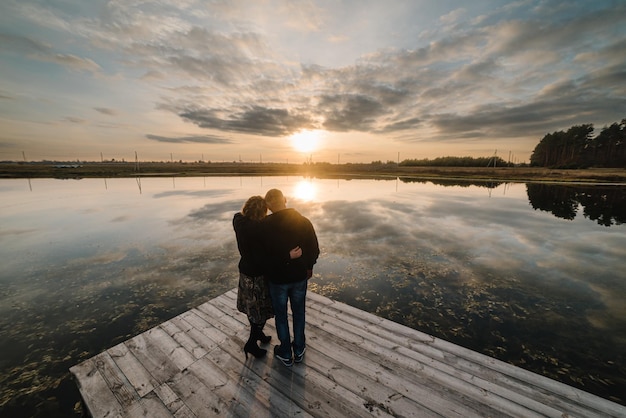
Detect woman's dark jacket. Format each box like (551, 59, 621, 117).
(233, 212, 266, 277)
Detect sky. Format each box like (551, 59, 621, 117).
(1, 0, 625, 164)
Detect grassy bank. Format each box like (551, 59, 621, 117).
(1, 161, 625, 183)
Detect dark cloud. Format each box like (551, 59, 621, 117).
(179, 106, 315, 137)
(124, 27, 278, 87)
(431, 93, 626, 140)
(0, 33, 50, 53)
(378, 117, 422, 133)
(64, 116, 86, 124)
(319, 94, 387, 132)
(352, 82, 413, 106)
(0, 33, 99, 73)
(489, 5, 626, 59)
(454, 58, 500, 82)
(146, 134, 232, 144)
(94, 107, 117, 116)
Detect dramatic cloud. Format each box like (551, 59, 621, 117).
(94, 107, 117, 116)
(179, 106, 315, 137)
(1, 0, 625, 161)
(64, 116, 86, 124)
(146, 134, 232, 144)
(0, 33, 100, 73)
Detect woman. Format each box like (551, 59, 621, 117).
(233, 195, 301, 359)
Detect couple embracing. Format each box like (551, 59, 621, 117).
(233, 188, 319, 367)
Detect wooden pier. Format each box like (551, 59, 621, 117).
(70, 289, 626, 417)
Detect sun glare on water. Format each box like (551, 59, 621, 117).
(290, 130, 325, 153)
(292, 180, 316, 201)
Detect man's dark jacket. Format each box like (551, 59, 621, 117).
(262, 208, 319, 284)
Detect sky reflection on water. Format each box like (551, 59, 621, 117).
(0, 176, 625, 416)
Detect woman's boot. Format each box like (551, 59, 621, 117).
(255, 321, 271, 344)
(243, 325, 267, 359)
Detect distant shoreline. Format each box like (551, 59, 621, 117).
(1, 162, 625, 184)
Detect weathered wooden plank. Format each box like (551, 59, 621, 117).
(194, 293, 396, 417)
(165, 316, 310, 417)
(172, 404, 197, 418)
(70, 358, 125, 418)
(168, 315, 218, 354)
(302, 341, 441, 418)
(187, 305, 337, 417)
(160, 318, 208, 359)
(107, 342, 158, 398)
(222, 289, 555, 416)
(124, 333, 182, 384)
(207, 293, 408, 417)
(145, 325, 196, 371)
(307, 292, 618, 418)
(203, 344, 314, 418)
(167, 367, 232, 417)
(220, 290, 490, 417)
(125, 391, 172, 418)
(181, 310, 233, 346)
(152, 383, 189, 416)
(93, 351, 141, 409)
(307, 317, 494, 417)
(72, 289, 626, 418)
(196, 301, 246, 335)
(307, 297, 553, 417)
(187, 356, 275, 417)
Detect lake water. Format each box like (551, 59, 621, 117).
(1, 176, 625, 416)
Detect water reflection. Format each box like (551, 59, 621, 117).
(0, 176, 625, 416)
(293, 179, 317, 202)
(527, 183, 626, 226)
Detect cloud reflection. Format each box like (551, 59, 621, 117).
(2, 176, 626, 412)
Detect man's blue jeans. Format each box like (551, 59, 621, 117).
(268, 279, 307, 358)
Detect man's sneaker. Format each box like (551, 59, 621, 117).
(273, 346, 293, 367)
(294, 346, 306, 363)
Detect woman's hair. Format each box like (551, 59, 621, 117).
(241, 196, 267, 221)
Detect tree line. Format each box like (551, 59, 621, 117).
(399, 156, 513, 167)
(530, 118, 626, 168)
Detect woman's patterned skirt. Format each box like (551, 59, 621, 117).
(236, 272, 274, 324)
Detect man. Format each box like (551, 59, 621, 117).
(263, 188, 319, 367)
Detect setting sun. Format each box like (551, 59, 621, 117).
(290, 130, 325, 153)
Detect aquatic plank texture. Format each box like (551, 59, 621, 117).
(70, 289, 626, 417)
